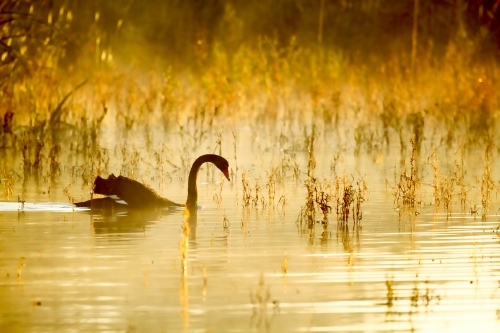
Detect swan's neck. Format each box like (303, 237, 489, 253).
(186, 155, 214, 209)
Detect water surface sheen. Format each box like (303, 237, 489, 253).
(1, 154, 500, 333)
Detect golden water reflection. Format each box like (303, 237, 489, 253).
(1, 164, 500, 332)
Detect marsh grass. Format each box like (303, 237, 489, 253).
(3, 35, 499, 165)
(1, 1, 500, 232)
(239, 162, 289, 216)
(266, 172, 276, 210)
(426, 141, 498, 219)
(303, 129, 317, 227)
(3, 0, 500, 139)
(481, 144, 495, 219)
(242, 171, 251, 208)
(298, 128, 365, 240)
(2, 169, 14, 198)
(336, 177, 361, 225)
(455, 147, 468, 214)
(391, 140, 420, 209)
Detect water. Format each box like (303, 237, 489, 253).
(1, 139, 500, 332)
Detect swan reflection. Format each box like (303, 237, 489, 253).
(80, 198, 200, 245)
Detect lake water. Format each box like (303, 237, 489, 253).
(1, 128, 500, 332)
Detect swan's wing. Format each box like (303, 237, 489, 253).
(93, 175, 119, 196)
(74, 197, 128, 209)
(88, 175, 184, 209)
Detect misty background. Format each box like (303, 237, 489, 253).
(2, 0, 500, 76)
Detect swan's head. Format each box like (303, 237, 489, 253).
(215, 157, 230, 181)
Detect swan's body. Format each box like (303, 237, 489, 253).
(75, 154, 230, 209)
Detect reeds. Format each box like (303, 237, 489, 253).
(392, 140, 419, 208)
(303, 129, 317, 226)
(242, 171, 251, 208)
(427, 142, 496, 219)
(335, 176, 365, 226)
(298, 129, 364, 240)
(2, 169, 14, 198)
(481, 144, 494, 219)
(1, 1, 500, 236)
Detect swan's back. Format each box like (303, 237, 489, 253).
(93, 175, 182, 209)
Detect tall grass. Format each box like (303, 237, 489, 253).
(1, 1, 499, 192)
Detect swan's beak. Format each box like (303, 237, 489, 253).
(223, 168, 230, 181)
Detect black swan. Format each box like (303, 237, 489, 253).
(75, 154, 230, 209)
